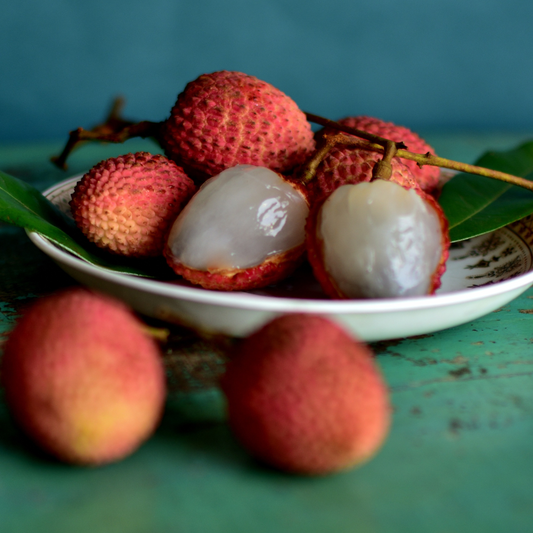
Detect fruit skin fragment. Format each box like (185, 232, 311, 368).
(220, 313, 391, 475)
(0, 288, 166, 465)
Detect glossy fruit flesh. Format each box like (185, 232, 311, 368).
(164, 165, 309, 289)
(312, 180, 447, 299)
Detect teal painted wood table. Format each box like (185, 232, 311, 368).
(2, 136, 533, 533)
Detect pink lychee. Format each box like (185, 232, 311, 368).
(220, 313, 391, 475)
(70, 152, 197, 258)
(159, 71, 316, 181)
(310, 145, 421, 203)
(334, 116, 441, 193)
(0, 288, 166, 465)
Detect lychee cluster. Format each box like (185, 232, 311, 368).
(65, 69, 449, 299)
(1, 290, 390, 475)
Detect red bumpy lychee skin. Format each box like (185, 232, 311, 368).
(70, 152, 197, 258)
(335, 116, 441, 193)
(0, 288, 166, 465)
(306, 182, 450, 300)
(159, 71, 316, 181)
(221, 314, 391, 475)
(310, 146, 420, 203)
(164, 243, 306, 291)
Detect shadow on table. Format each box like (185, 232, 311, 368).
(0, 388, 273, 476)
(0, 399, 59, 465)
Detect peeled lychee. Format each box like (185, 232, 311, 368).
(332, 116, 441, 193)
(220, 313, 391, 475)
(70, 152, 197, 258)
(0, 288, 166, 465)
(160, 70, 316, 181)
(306, 179, 449, 299)
(163, 164, 309, 291)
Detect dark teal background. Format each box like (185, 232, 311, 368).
(2, 0, 533, 141)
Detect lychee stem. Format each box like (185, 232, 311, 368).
(371, 140, 533, 192)
(299, 132, 397, 184)
(142, 325, 171, 342)
(50, 100, 533, 193)
(395, 148, 533, 192)
(306, 112, 408, 151)
(372, 141, 396, 181)
(51, 97, 162, 170)
(299, 133, 346, 183)
(306, 113, 533, 193)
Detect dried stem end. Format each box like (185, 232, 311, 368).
(51, 97, 161, 170)
(372, 141, 397, 181)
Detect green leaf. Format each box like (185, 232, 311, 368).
(439, 141, 533, 242)
(0, 169, 170, 278)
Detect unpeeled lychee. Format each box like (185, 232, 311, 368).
(0, 288, 166, 465)
(70, 152, 197, 258)
(306, 180, 449, 299)
(163, 164, 309, 291)
(334, 116, 441, 193)
(310, 145, 420, 203)
(220, 314, 391, 475)
(160, 70, 316, 181)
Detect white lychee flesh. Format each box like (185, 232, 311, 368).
(318, 180, 443, 298)
(166, 165, 309, 271)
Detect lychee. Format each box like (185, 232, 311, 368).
(306, 179, 449, 299)
(310, 144, 420, 203)
(220, 313, 391, 475)
(331, 116, 441, 193)
(163, 164, 309, 291)
(160, 70, 316, 181)
(70, 152, 197, 258)
(0, 288, 166, 465)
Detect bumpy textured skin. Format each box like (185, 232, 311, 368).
(164, 243, 306, 291)
(336, 116, 441, 193)
(311, 147, 420, 203)
(160, 71, 315, 181)
(221, 314, 390, 475)
(306, 184, 450, 299)
(70, 152, 197, 258)
(0, 289, 166, 465)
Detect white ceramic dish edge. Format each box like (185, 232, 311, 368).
(24, 176, 533, 341)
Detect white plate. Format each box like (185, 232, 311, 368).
(26, 176, 533, 341)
